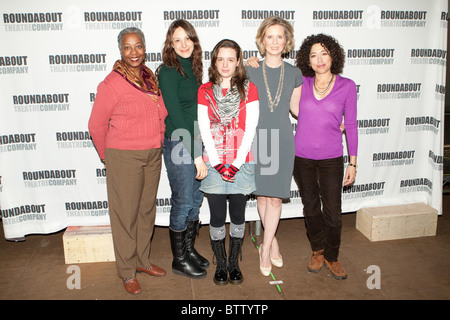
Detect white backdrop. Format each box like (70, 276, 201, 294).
(0, 0, 447, 239)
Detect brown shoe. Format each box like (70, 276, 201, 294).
(307, 249, 324, 273)
(136, 264, 167, 277)
(324, 259, 347, 280)
(123, 278, 141, 295)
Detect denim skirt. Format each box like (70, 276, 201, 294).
(200, 162, 256, 195)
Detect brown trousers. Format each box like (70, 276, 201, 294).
(105, 147, 162, 279)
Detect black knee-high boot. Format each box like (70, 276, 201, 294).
(169, 228, 207, 279)
(228, 236, 244, 284)
(210, 238, 228, 285)
(186, 220, 210, 269)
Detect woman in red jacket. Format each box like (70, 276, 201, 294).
(88, 27, 168, 295)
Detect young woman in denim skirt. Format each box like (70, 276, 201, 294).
(197, 39, 259, 285)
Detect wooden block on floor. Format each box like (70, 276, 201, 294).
(63, 225, 115, 264)
(356, 203, 438, 242)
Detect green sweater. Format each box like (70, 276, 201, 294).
(158, 56, 202, 159)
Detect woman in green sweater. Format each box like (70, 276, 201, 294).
(157, 19, 209, 279)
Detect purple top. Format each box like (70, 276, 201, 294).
(295, 75, 358, 160)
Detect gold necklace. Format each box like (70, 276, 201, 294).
(314, 74, 334, 96)
(262, 61, 284, 112)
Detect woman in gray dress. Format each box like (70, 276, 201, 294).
(246, 17, 302, 276)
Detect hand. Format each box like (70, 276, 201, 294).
(221, 170, 235, 183)
(219, 165, 239, 182)
(343, 165, 356, 186)
(222, 164, 239, 182)
(245, 56, 260, 68)
(194, 157, 208, 180)
(340, 122, 345, 133)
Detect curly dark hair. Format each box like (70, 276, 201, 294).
(295, 34, 345, 77)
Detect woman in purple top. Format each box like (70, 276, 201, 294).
(293, 34, 358, 280)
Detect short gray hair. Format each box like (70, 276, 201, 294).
(117, 27, 146, 48)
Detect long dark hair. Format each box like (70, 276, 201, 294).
(208, 39, 248, 101)
(157, 19, 203, 84)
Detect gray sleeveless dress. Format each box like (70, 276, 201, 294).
(247, 61, 302, 198)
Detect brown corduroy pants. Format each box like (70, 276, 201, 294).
(105, 147, 162, 279)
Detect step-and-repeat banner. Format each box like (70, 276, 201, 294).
(0, 0, 447, 239)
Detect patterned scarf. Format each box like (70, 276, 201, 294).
(206, 81, 249, 155)
(208, 82, 246, 125)
(112, 60, 159, 99)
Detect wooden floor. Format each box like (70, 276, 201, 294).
(1, 196, 449, 303)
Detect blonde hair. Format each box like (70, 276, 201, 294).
(255, 17, 294, 56)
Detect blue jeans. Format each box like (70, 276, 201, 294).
(163, 137, 204, 231)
